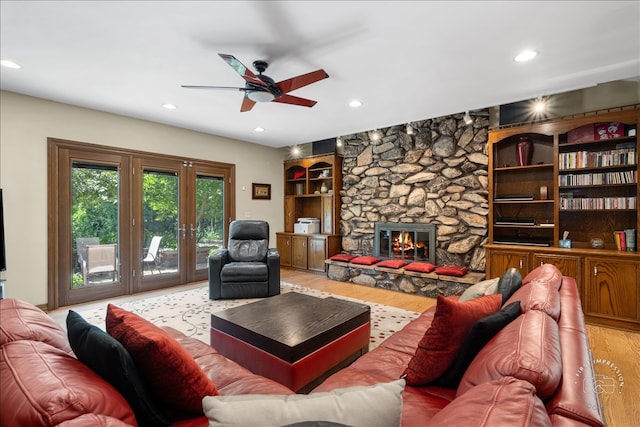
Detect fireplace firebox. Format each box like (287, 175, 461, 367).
(374, 222, 436, 264)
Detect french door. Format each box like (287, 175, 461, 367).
(48, 138, 234, 309)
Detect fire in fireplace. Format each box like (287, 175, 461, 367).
(374, 222, 436, 264)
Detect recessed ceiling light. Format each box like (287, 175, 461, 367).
(162, 103, 177, 110)
(349, 100, 363, 108)
(254, 127, 265, 132)
(0, 59, 22, 69)
(514, 50, 537, 62)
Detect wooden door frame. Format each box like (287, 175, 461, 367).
(47, 138, 235, 310)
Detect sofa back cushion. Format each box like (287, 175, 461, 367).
(428, 376, 551, 427)
(0, 298, 72, 353)
(457, 310, 562, 399)
(522, 263, 562, 289)
(0, 340, 136, 427)
(504, 280, 561, 321)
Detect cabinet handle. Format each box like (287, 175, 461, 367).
(287, 240, 290, 246)
(519, 259, 523, 269)
(540, 261, 544, 266)
(593, 264, 598, 277)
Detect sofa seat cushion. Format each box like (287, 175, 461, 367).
(221, 262, 268, 282)
(403, 294, 502, 386)
(66, 310, 170, 427)
(428, 376, 551, 427)
(0, 298, 72, 353)
(0, 340, 136, 427)
(106, 304, 218, 415)
(522, 263, 563, 289)
(458, 310, 562, 399)
(165, 327, 295, 396)
(56, 414, 136, 426)
(504, 280, 561, 321)
(203, 380, 405, 427)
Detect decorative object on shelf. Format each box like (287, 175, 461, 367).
(293, 171, 305, 180)
(320, 182, 328, 193)
(516, 136, 533, 166)
(559, 231, 571, 248)
(624, 228, 636, 252)
(295, 183, 304, 195)
(251, 183, 271, 200)
(539, 185, 548, 200)
(322, 169, 330, 177)
(590, 238, 605, 249)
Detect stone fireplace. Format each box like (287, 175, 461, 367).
(373, 222, 436, 264)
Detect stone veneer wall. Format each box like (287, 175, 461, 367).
(339, 110, 490, 272)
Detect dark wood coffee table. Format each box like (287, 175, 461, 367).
(210, 292, 370, 392)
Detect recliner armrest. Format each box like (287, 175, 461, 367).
(208, 249, 229, 300)
(267, 248, 280, 296)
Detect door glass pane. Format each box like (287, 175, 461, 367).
(142, 170, 179, 276)
(71, 163, 119, 287)
(194, 175, 224, 270)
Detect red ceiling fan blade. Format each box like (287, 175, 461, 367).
(218, 54, 267, 88)
(240, 95, 256, 112)
(277, 69, 329, 94)
(272, 94, 317, 108)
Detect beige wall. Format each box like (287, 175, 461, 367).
(0, 90, 286, 305)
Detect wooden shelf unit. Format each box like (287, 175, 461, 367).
(487, 107, 640, 330)
(278, 154, 343, 272)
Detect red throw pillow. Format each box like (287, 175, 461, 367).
(376, 259, 408, 269)
(402, 294, 502, 386)
(435, 265, 469, 277)
(350, 256, 381, 266)
(106, 304, 218, 414)
(330, 253, 356, 262)
(403, 262, 436, 273)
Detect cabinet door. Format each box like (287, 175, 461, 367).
(533, 253, 581, 284)
(276, 234, 292, 267)
(486, 249, 530, 278)
(584, 257, 639, 325)
(308, 237, 327, 272)
(292, 235, 308, 269)
(321, 195, 333, 234)
(284, 196, 295, 232)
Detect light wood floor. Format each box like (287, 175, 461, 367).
(281, 268, 640, 427)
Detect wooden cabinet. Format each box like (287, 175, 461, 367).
(277, 234, 292, 267)
(584, 256, 639, 330)
(276, 232, 342, 273)
(292, 235, 308, 269)
(279, 154, 343, 272)
(487, 107, 640, 330)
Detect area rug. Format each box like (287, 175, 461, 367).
(63, 282, 420, 349)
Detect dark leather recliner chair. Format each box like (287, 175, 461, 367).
(208, 220, 280, 300)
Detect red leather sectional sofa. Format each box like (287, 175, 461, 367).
(0, 264, 603, 426)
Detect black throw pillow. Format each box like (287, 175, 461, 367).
(431, 301, 522, 389)
(66, 310, 170, 427)
(497, 268, 522, 305)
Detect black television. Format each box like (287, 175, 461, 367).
(0, 189, 5, 271)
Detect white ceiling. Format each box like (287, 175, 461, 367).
(1, 1, 639, 148)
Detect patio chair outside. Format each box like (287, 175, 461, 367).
(82, 243, 118, 284)
(76, 237, 99, 269)
(143, 235, 162, 274)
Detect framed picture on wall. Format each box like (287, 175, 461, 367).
(252, 183, 271, 200)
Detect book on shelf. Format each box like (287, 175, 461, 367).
(494, 194, 535, 201)
(495, 217, 536, 226)
(614, 231, 627, 251)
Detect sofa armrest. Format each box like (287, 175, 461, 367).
(267, 248, 281, 296)
(208, 249, 229, 300)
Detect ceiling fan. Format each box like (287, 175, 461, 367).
(182, 54, 329, 112)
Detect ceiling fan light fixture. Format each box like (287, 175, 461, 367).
(463, 111, 473, 125)
(247, 91, 275, 103)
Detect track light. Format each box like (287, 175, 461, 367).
(371, 129, 381, 141)
(463, 111, 473, 125)
(406, 123, 414, 135)
(336, 137, 343, 147)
